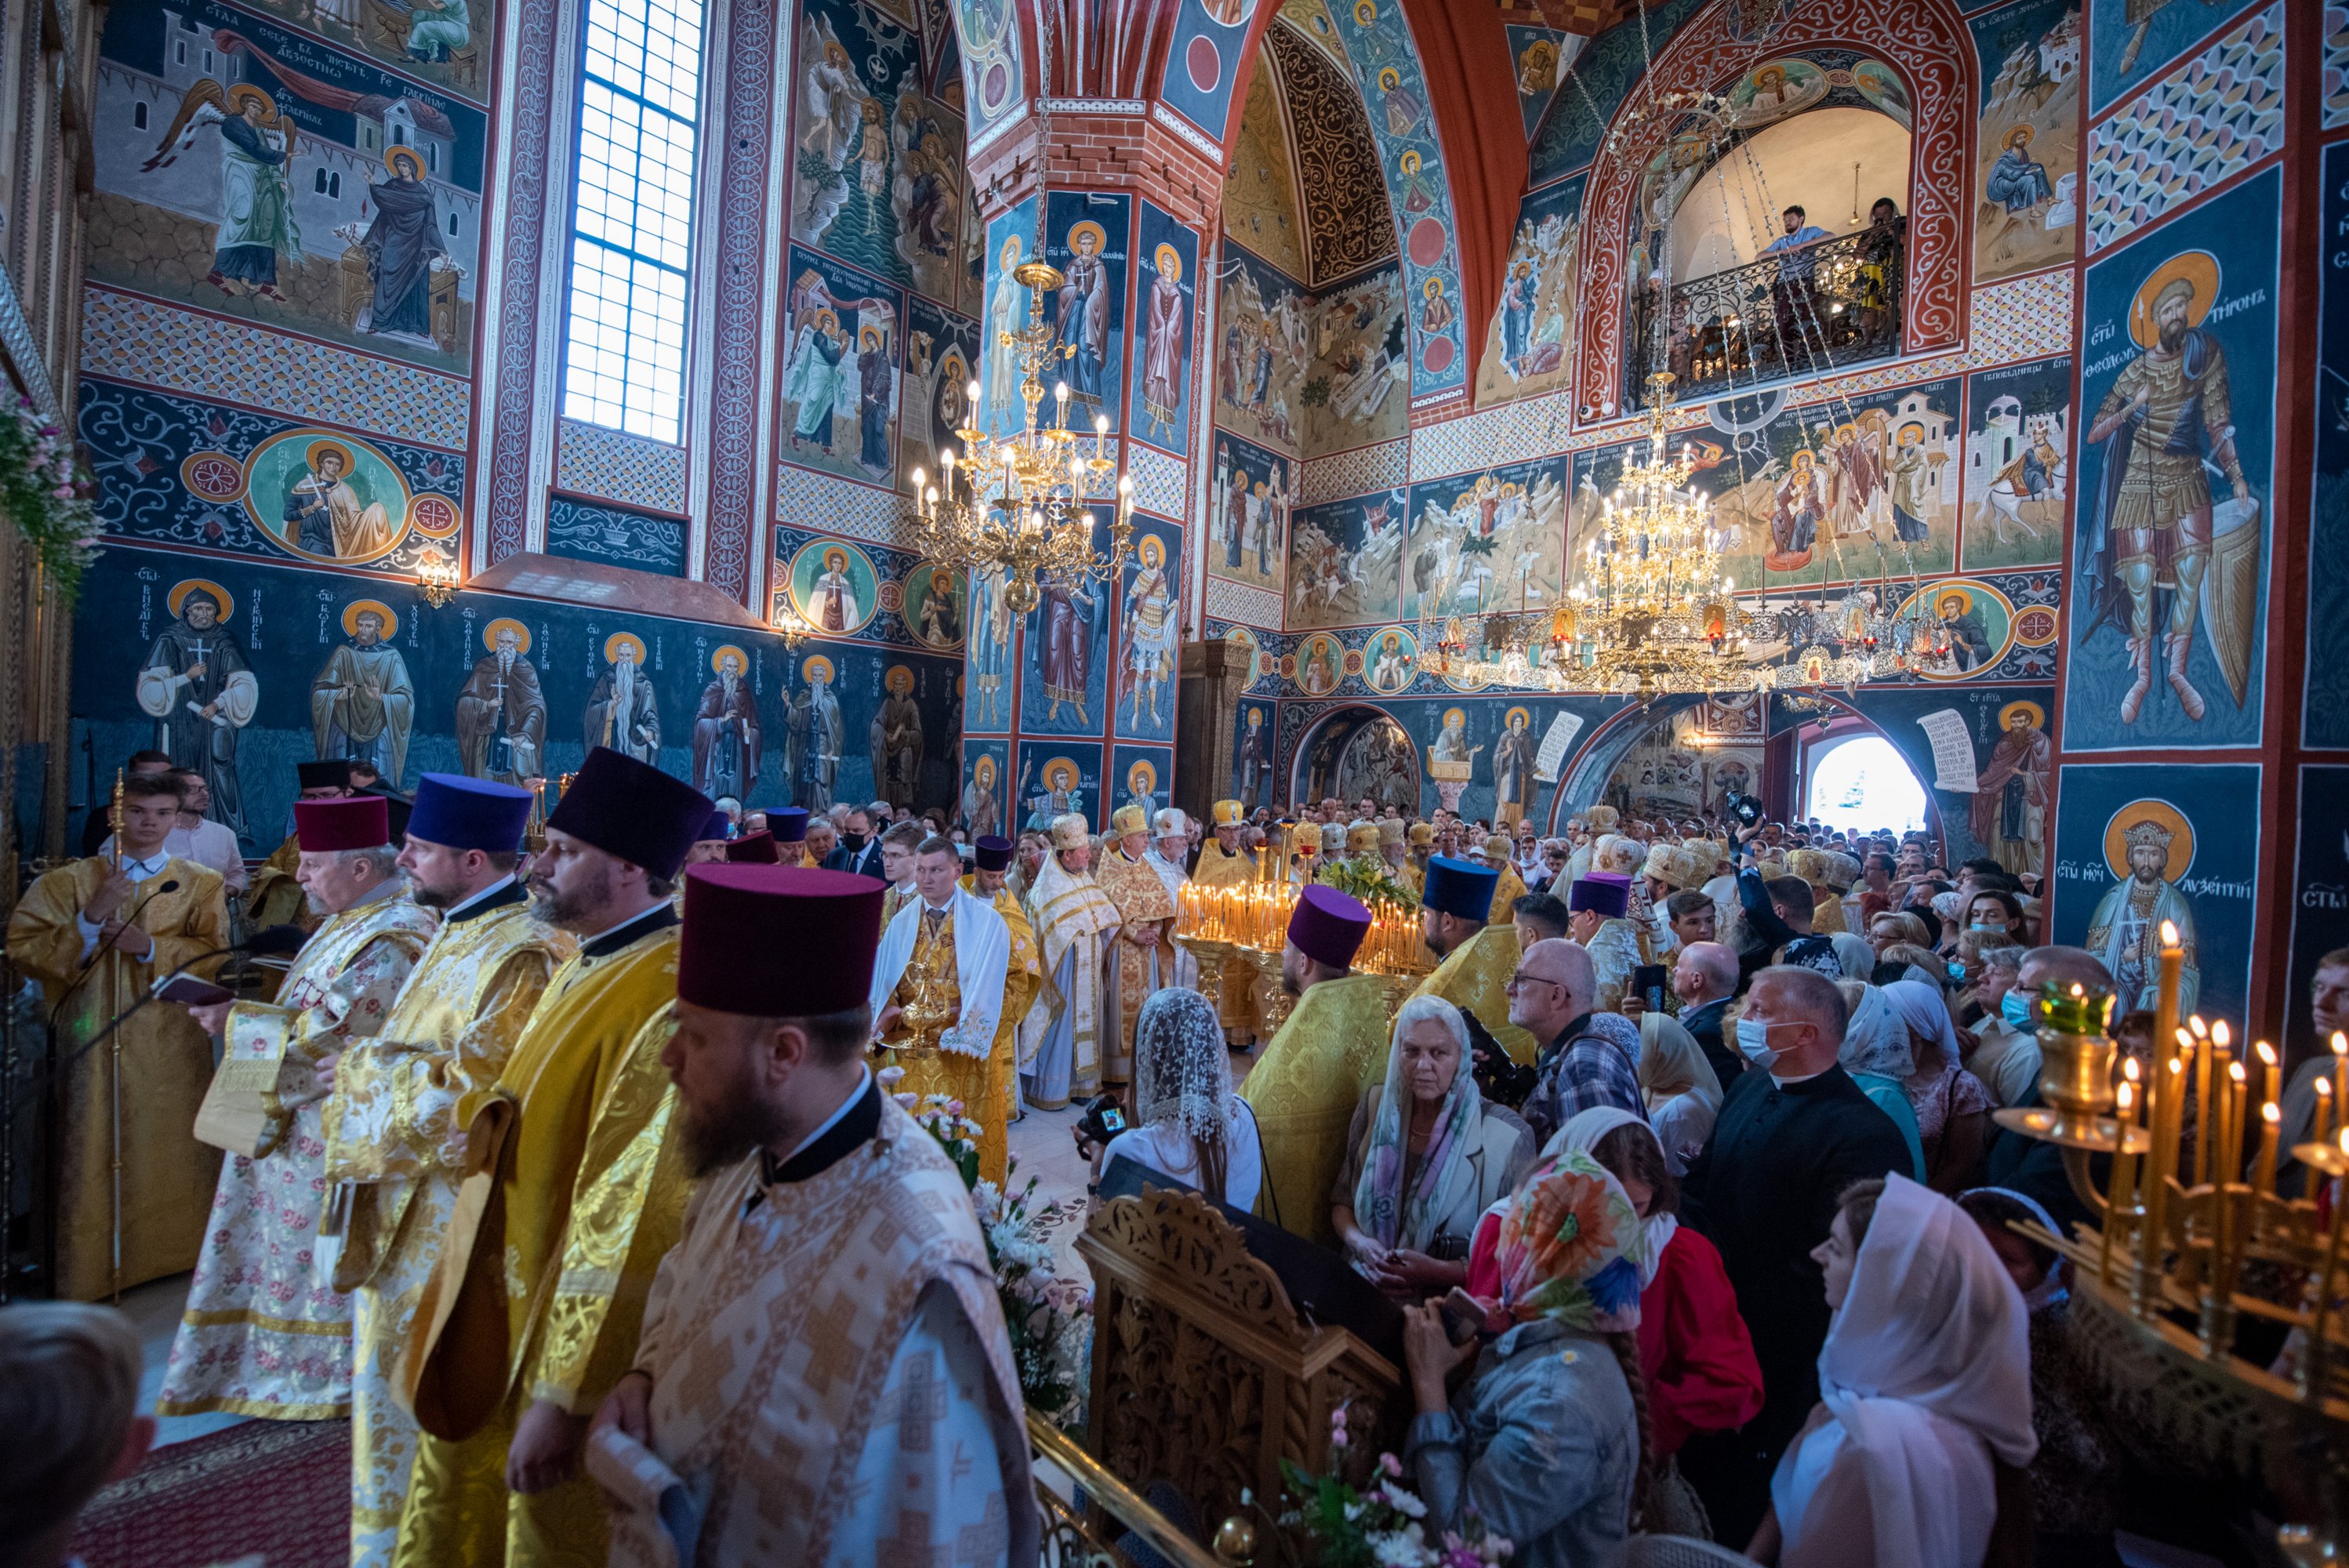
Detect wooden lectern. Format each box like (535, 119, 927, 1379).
(1078, 1186, 1405, 1562)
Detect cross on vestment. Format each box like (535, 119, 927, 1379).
(799, 1290, 866, 1396)
(873, 1509, 947, 1568)
(891, 1347, 949, 1453)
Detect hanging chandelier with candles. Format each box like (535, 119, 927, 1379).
(908, 253, 1134, 620)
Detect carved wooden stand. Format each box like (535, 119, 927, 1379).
(1078, 1189, 1403, 1564)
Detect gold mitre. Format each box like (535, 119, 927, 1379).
(1050, 812, 1091, 851)
(1110, 804, 1149, 837)
(1212, 800, 1244, 826)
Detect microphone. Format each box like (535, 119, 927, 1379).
(48, 925, 315, 1079)
(45, 878, 182, 1032)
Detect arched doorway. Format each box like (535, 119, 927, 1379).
(1803, 731, 1929, 835)
(1290, 706, 1421, 815)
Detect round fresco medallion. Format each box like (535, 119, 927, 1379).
(181, 452, 245, 503)
(408, 492, 462, 538)
(786, 539, 881, 637)
(904, 562, 967, 652)
(1342, 647, 1365, 677)
(1421, 335, 1455, 374)
(1407, 220, 1447, 268)
(1295, 633, 1345, 696)
(1186, 34, 1220, 91)
(982, 60, 1010, 114)
(1363, 626, 1419, 693)
(877, 579, 906, 615)
(1280, 653, 1298, 680)
(2011, 604, 2058, 648)
(1895, 578, 2016, 681)
(241, 430, 413, 566)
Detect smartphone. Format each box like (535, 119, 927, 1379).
(154, 974, 234, 1007)
(1436, 1287, 1488, 1345)
(1633, 964, 1668, 1013)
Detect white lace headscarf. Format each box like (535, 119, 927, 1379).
(1133, 989, 1241, 1183)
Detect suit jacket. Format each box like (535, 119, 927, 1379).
(826, 840, 884, 880)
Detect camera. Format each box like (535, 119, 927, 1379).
(1076, 1091, 1127, 1149)
(1725, 789, 1764, 829)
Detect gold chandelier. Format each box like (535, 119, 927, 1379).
(1561, 372, 1758, 699)
(909, 255, 1133, 619)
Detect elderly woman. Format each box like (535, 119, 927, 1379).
(1748, 1175, 2037, 1568)
(1099, 989, 1265, 1209)
(1402, 1152, 1650, 1566)
(1882, 979, 1992, 1192)
(1867, 909, 1933, 957)
(1635, 1011, 1721, 1174)
(1833, 982, 1930, 1183)
(1333, 995, 1534, 1298)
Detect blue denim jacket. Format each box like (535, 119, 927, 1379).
(1405, 1318, 1636, 1568)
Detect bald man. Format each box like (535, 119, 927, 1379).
(1672, 940, 1743, 1087)
(1505, 938, 1643, 1148)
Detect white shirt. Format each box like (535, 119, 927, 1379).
(75, 850, 175, 962)
(1103, 1099, 1265, 1212)
(101, 826, 246, 892)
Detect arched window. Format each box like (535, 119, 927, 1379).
(560, 0, 709, 445)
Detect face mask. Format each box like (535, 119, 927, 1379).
(2001, 990, 2033, 1029)
(1970, 920, 2005, 933)
(842, 833, 866, 851)
(1947, 962, 1966, 982)
(1736, 1016, 1782, 1068)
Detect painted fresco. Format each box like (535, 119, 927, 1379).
(1044, 191, 1131, 436)
(1570, 377, 1962, 593)
(966, 568, 1015, 731)
(1893, 578, 2017, 681)
(901, 296, 979, 493)
(1525, 0, 1708, 184)
(1506, 25, 1577, 140)
(790, 0, 968, 307)
(2288, 765, 2349, 1054)
(1222, 59, 1309, 280)
(774, 525, 976, 660)
(1111, 743, 1175, 818)
(1207, 430, 1292, 597)
(1014, 740, 1102, 832)
(1327, 0, 1468, 397)
(956, 0, 1023, 136)
(2089, 0, 2242, 117)
(81, 381, 464, 576)
(1363, 626, 1418, 695)
(1158, 0, 1263, 144)
(2309, 140, 2349, 748)
(978, 194, 1039, 436)
(2065, 167, 2277, 753)
(1291, 705, 1420, 814)
(190, 0, 495, 100)
(1794, 684, 2058, 875)
(1303, 262, 1409, 451)
(544, 496, 688, 578)
(781, 533, 882, 638)
(779, 245, 904, 487)
(1116, 520, 1184, 742)
(1403, 456, 1568, 624)
(2050, 761, 2260, 1023)
(1971, 0, 2082, 285)
(1213, 242, 1309, 452)
(1475, 176, 1582, 410)
(1960, 357, 2071, 572)
(959, 735, 1011, 837)
(1287, 488, 1404, 630)
(1233, 698, 1276, 812)
(76, 552, 960, 849)
(1131, 203, 1200, 454)
(91, 0, 487, 372)
(902, 560, 966, 653)
(1019, 511, 1117, 735)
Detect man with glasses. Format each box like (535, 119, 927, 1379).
(1505, 936, 1643, 1147)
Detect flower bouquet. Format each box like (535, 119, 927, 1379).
(0, 397, 99, 602)
(1277, 1404, 1512, 1568)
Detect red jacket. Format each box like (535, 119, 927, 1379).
(1466, 1216, 1764, 1457)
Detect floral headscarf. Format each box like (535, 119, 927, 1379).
(1489, 1150, 1650, 1333)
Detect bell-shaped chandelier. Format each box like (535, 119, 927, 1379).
(909, 255, 1133, 619)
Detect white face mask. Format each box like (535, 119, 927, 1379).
(1737, 1015, 1789, 1069)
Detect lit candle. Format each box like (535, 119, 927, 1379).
(1055, 381, 1069, 427)
(2333, 1033, 2347, 1138)
(2193, 1020, 2213, 1186)
(2256, 1100, 2281, 1200)
(2225, 1058, 2248, 1187)
(1095, 412, 1109, 459)
(2102, 1078, 2137, 1284)
(2321, 1078, 2336, 1144)
(2307, 1131, 2349, 1401)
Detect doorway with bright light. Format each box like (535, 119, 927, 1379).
(1803, 733, 1930, 836)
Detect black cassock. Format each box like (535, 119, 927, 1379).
(1676, 1064, 1912, 1541)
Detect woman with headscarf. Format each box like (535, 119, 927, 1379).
(1882, 978, 1993, 1192)
(1527, 1109, 1763, 1479)
(1099, 989, 1265, 1209)
(1333, 995, 1534, 1298)
(1960, 1187, 2121, 1566)
(1635, 1011, 1722, 1174)
(1402, 1152, 1650, 1566)
(1833, 982, 1929, 1182)
(1748, 1174, 2037, 1568)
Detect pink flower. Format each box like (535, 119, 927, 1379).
(1381, 1451, 1402, 1478)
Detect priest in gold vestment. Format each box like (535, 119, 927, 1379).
(966, 835, 1041, 1145)
(871, 833, 1012, 1182)
(1095, 804, 1176, 1084)
(1477, 832, 1530, 924)
(1021, 814, 1122, 1110)
(1239, 886, 1389, 1247)
(7, 771, 228, 1300)
(592, 865, 1035, 1567)
(1193, 800, 1261, 1046)
(323, 775, 572, 1568)
(391, 747, 712, 1568)
(1412, 856, 1538, 1065)
(160, 793, 437, 1424)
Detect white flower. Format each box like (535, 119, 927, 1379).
(1376, 1482, 1428, 1520)
(1370, 1524, 1429, 1566)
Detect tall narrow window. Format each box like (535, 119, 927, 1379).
(561, 0, 706, 444)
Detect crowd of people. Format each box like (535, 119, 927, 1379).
(0, 754, 2313, 1568)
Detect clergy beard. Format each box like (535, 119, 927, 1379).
(678, 1070, 792, 1175)
(530, 860, 613, 930)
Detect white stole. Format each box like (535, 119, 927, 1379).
(869, 886, 1011, 1059)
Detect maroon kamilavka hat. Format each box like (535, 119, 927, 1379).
(679, 865, 884, 1015)
(1289, 884, 1372, 970)
(293, 794, 390, 852)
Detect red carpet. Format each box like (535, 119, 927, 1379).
(70, 1420, 350, 1568)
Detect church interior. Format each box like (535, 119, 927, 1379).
(4, 0, 2349, 1563)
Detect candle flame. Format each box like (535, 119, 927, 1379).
(2168, 1058, 2185, 1077)
(2322, 1078, 2336, 1100)
(2175, 1027, 2195, 1050)
(2228, 1060, 2246, 1085)
(2334, 1032, 2347, 1059)
(2213, 1020, 2232, 1048)
(2256, 1040, 2278, 1067)
(2189, 1015, 2209, 1039)
(2264, 1101, 2281, 1126)
(2122, 1056, 2141, 1082)
(2339, 1127, 2348, 1155)
(2117, 1081, 2134, 1112)
(2161, 920, 2180, 945)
